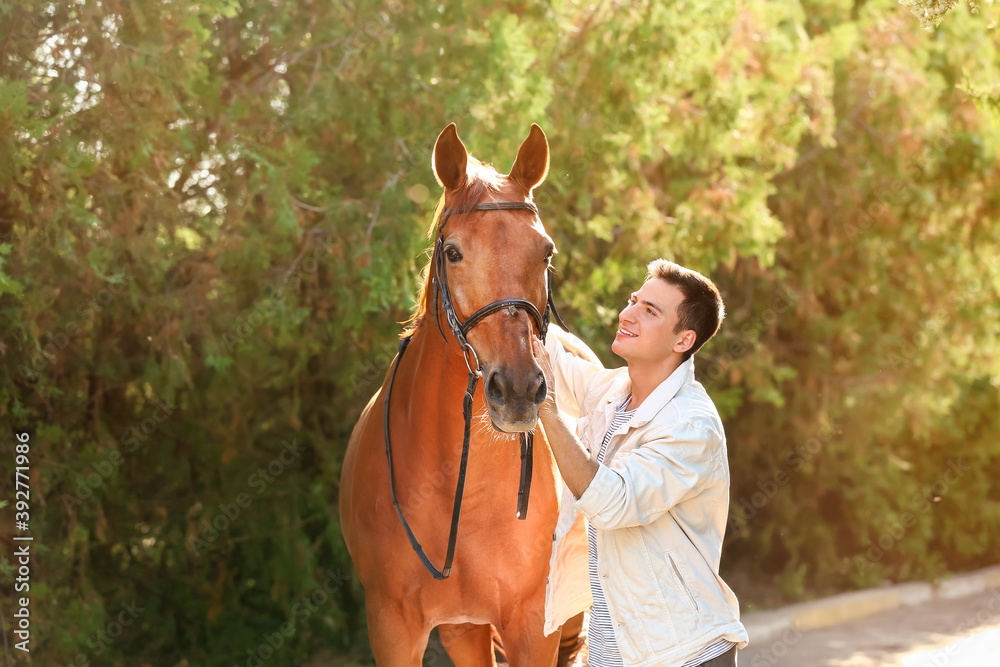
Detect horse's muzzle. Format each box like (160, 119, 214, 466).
(485, 368, 546, 433)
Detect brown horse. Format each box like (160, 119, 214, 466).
(340, 123, 583, 666)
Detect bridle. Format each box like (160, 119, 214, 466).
(383, 199, 568, 580)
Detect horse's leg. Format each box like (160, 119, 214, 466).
(366, 595, 430, 667)
(556, 612, 586, 667)
(495, 606, 560, 667)
(437, 623, 497, 667)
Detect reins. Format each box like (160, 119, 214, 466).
(383, 199, 567, 580)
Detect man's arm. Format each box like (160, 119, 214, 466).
(575, 421, 723, 530)
(533, 336, 602, 499)
(538, 395, 600, 499)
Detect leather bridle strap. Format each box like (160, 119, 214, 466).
(441, 200, 540, 222)
(460, 298, 545, 338)
(384, 334, 473, 580)
(547, 273, 569, 333)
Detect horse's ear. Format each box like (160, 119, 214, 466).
(509, 123, 549, 192)
(433, 123, 468, 190)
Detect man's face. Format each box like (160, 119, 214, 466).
(611, 278, 691, 363)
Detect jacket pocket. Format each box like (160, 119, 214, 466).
(666, 551, 700, 613)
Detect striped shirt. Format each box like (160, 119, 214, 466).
(586, 395, 735, 667)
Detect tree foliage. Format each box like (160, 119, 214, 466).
(1, 0, 999, 663)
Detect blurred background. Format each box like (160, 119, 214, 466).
(1, 0, 999, 665)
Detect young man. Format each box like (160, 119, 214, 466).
(532, 259, 748, 666)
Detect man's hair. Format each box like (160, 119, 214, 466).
(645, 259, 725, 361)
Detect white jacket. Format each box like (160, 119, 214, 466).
(542, 327, 748, 666)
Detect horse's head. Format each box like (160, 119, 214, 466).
(428, 122, 554, 433)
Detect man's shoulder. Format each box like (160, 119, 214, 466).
(549, 325, 602, 366)
(677, 380, 722, 417)
(654, 381, 725, 440)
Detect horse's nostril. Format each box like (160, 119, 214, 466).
(486, 372, 505, 406)
(534, 374, 547, 407)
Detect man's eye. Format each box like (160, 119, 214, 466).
(445, 247, 463, 263)
(647, 308, 655, 315)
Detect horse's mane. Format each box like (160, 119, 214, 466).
(401, 157, 508, 338)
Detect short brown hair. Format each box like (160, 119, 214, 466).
(645, 259, 725, 361)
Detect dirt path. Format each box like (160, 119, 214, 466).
(739, 588, 1000, 667)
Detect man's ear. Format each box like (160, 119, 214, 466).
(433, 123, 468, 190)
(675, 330, 697, 355)
(509, 123, 549, 192)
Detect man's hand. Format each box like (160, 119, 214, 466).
(531, 337, 599, 498)
(531, 337, 558, 416)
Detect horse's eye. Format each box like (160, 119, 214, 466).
(544, 251, 553, 264)
(445, 247, 463, 263)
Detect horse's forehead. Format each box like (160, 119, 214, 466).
(457, 211, 548, 250)
(465, 189, 547, 235)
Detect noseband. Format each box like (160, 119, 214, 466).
(383, 199, 568, 580)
